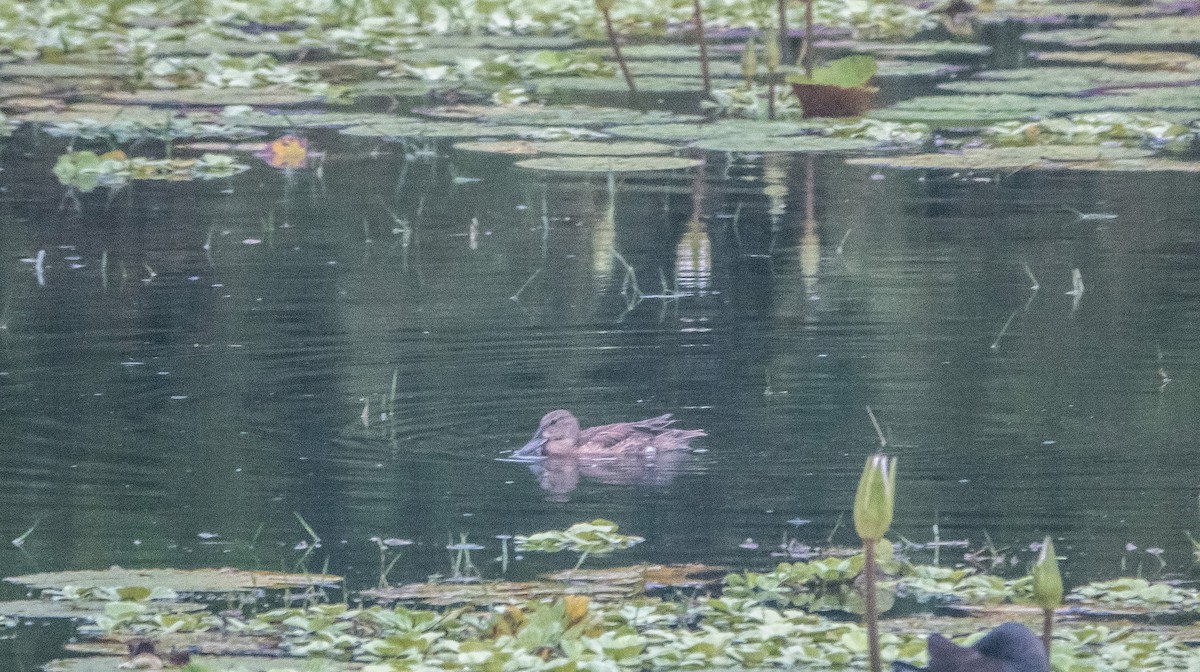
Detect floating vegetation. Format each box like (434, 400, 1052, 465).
(817, 39, 993, 59)
(1029, 49, 1200, 70)
(101, 87, 326, 107)
(1023, 15, 1200, 47)
(5, 567, 341, 593)
(984, 113, 1197, 150)
(937, 66, 1199, 95)
(52, 150, 251, 192)
(846, 145, 1200, 172)
(693, 134, 885, 153)
(414, 104, 702, 126)
(514, 519, 645, 568)
(516, 155, 702, 172)
(871, 93, 1119, 126)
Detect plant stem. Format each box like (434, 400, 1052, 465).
(776, 0, 789, 65)
(768, 79, 776, 120)
(803, 0, 814, 78)
(1042, 607, 1053, 657)
(692, 0, 711, 96)
(574, 550, 590, 570)
(864, 539, 882, 672)
(602, 7, 637, 94)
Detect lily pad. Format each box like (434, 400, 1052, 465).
(976, 1, 1180, 24)
(416, 35, 581, 51)
(608, 119, 831, 142)
(845, 145, 1155, 170)
(620, 59, 744, 78)
(871, 93, 1120, 126)
(0, 62, 131, 78)
(225, 110, 398, 128)
(874, 59, 967, 78)
(339, 120, 547, 138)
(816, 39, 993, 60)
(578, 44, 708, 61)
(1023, 15, 1200, 48)
(1030, 50, 1200, 70)
(363, 579, 628, 605)
(415, 104, 702, 126)
(693, 135, 884, 153)
(542, 563, 727, 590)
(102, 88, 324, 107)
(5, 567, 341, 593)
(536, 75, 706, 94)
(533, 140, 677, 155)
(0, 599, 204, 619)
(154, 38, 308, 57)
(937, 66, 1198, 95)
(452, 140, 541, 155)
(515, 156, 701, 172)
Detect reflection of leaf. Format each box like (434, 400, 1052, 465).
(257, 134, 308, 169)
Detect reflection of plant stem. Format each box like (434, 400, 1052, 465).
(1022, 262, 1040, 290)
(865, 406, 886, 448)
(691, 0, 711, 96)
(836, 229, 852, 255)
(510, 268, 543, 302)
(600, 4, 637, 94)
(574, 551, 590, 570)
(990, 310, 1018, 351)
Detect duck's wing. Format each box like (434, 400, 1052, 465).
(577, 423, 657, 452)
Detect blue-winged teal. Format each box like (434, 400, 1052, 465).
(513, 410, 705, 458)
(893, 622, 1049, 672)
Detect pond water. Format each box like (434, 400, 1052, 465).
(1, 103, 1199, 666)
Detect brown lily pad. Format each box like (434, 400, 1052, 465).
(363, 579, 628, 606)
(102, 88, 324, 107)
(5, 567, 342, 593)
(542, 563, 727, 590)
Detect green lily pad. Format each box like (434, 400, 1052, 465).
(415, 104, 702, 126)
(872, 93, 1121, 126)
(0, 599, 204, 619)
(225, 110, 398, 128)
(874, 59, 966, 78)
(533, 140, 677, 155)
(452, 140, 540, 154)
(1023, 15, 1200, 47)
(536, 75, 706, 94)
(102, 88, 324, 107)
(976, 1, 1177, 23)
(577, 44, 708, 61)
(339, 119, 547, 138)
(608, 119, 831, 142)
(349, 78, 473, 97)
(937, 67, 1198, 95)
(515, 156, 701, 172)
(817, 40, 993, 59)
(0, 62, 131, 78)
(5, 567, 341, 593)
(693, 135, 884, 153)
(845, 145, 1155, 170)
(1030, 49, 1200, 70)
(154, 38, 308, 57)
(417, 35, 581, 51)
(619, 59, 744, 78)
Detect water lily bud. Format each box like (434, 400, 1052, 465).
(594, 0, 616, 11)
(564, 594, 590, 626)
(1032, 536, 1063, 610)
(854, 453, 896, 541)
(765, 31, 781, 73)
(741, 39, 758, 83)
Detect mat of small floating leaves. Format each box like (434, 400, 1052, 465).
(844, 145, 1200, 172)
(1070, 578, 1200, 613)
(4, 567, 341, 593)
(937, 66, 1199, 95)
(516, 156, 702, 172)
(339, 119, 550, 139)
(414, 104, 703, 126)
(1023, 15, 1200, 47)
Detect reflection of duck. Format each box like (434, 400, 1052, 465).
(513, 410, 706, 458)
(893, 622, 1049, 672)
(531, 452, 694, 500)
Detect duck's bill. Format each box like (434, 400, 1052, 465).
(511, 435, 546, 458)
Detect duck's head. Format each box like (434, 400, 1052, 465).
(514, 410, 581, 458)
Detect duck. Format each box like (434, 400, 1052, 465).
(512, 410, 706, 458)
(893, 622, 1049, 672)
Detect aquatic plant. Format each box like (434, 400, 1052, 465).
(788, 55, 878, 117)
(1030, 536, 1063, 656)
(52, 150, 250, 192)
(854, 452, 897, 672)
(514, 519, 644, 569)
(595, 0, 636, 94)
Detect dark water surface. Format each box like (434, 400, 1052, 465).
(1, 123, 1199, 665)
